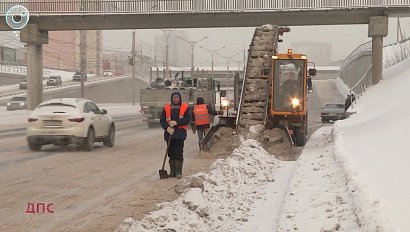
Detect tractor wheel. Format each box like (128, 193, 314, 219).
(295, 123, 307, 146)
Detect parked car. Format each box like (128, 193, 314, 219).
(6, 96, 27, 111)
(47, 75, 62, 86)
(26, 98, 115, 151)
(19, 79, 27, 90)
(72, 71, 87, 81)
(320, 103, 346, 123)
(103, 70, 112, 77)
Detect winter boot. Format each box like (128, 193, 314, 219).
(169, 159, 177, 177)
(175, 160, 183, 179)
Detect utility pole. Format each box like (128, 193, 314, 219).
(397, 17, 403, 42)
(160, 29, 173, 80)
(140, 44, 143, 77)
(177, 35, 208, 88)
(199, 45, 226, 80)
(243, 42, 246, 78)
(132, 30, 136, 106)
(80, 30, 87, 98)
(96, 30, 101, 76)
(153, 45, 157, 67)
(217, 52, 241, 90)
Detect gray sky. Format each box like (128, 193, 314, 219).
(104, 17, 409, 67)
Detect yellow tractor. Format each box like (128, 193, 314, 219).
(266, 49, 315, 145)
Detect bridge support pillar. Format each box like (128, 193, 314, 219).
(20, 24, 49, 110)
(368, 16, 388, 85)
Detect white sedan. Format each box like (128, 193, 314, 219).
(26, 98, 115, 151)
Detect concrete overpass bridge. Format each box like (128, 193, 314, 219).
(0, 0, 409, 109)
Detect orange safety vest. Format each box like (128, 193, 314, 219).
(164, 103, 189, 130)
(193, 104, 210, 126)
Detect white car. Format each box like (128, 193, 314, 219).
(26, 98, 115, 151)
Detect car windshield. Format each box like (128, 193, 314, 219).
(21, 80, 27, 82)
(11, 96, 26, 101)
(324, 104, 344, 109)
(74, 72, 82, 75)
(49, 76, 59, 79)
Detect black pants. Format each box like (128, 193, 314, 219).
(167, 139, 184, 161)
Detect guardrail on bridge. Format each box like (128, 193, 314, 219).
(1, 0, 410, 15)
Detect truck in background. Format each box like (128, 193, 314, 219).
(140, 74, 220, 128)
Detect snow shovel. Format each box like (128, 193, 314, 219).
(159, 135, 172, 179)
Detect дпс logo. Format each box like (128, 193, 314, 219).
(5, 5, 30, 30)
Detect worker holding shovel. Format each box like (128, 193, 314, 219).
(159, 92, 191, 179)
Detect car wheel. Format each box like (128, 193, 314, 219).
(81, 127, 95, 151)
(103, 124, 115, 147)
(321, 118, 326, 123)
(28, 141, 42, 151)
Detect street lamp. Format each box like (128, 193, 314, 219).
(216, 52, 241, 90)
(177, 35, 208, 87)
(199, 45, 226, 80)
(160, 29, 173, 79)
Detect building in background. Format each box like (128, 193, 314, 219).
(0, 46, 17, 65)
(291, 42, 332, 66)
(42, 30, 102, 73)
(43, 31, 77, 71)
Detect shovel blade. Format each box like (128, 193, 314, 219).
(159, 169, 168, 179)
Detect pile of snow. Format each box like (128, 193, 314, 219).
(333, 57, 410, 231)
(120, 138, 294, 232)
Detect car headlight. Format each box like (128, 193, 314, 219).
(7, 103, 10, 106)
(221, 99, 230, 108)
(291, 98, 300, 107)
(20, 102, 25, 106)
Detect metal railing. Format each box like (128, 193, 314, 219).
(0, 64, 27, 75)
(1, 0, 410, 15)
(349, 65, 372, 108)
(341, 36, 410, 109)
(340, 41, 372, 72)
(0, 64, 51, 76)
(383, 37, 410, 69)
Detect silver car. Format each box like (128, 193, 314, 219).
(6, 96, 27, 111)
(47, 75, 62, 86)
(320, 103, 346, 123)
(19, 80, 27, 90)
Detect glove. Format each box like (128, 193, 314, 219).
(168, 120, 177, 127)
(166, 127, 175, 135)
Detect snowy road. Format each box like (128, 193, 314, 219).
(0, 116, 217, 232)
(0, 78, 354, 232)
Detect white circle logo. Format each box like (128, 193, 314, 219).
(6, 5, 30, 30)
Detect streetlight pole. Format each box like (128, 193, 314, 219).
(216, 52, 241, 90)
(199, 45, 226, 80)
(132, 30, 136, 106)
(160, 29, 173, 79)
(177, 35, 208, 87)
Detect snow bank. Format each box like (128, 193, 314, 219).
(333, 57, 410, 231)
(123, 138, 284, 232)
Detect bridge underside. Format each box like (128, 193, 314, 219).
(0, 8, 397, 31)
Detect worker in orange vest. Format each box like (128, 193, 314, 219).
(160, 92, 191, 178)
(191, 97, 220, 150)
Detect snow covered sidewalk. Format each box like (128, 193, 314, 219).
(276, 126, 360, 232)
